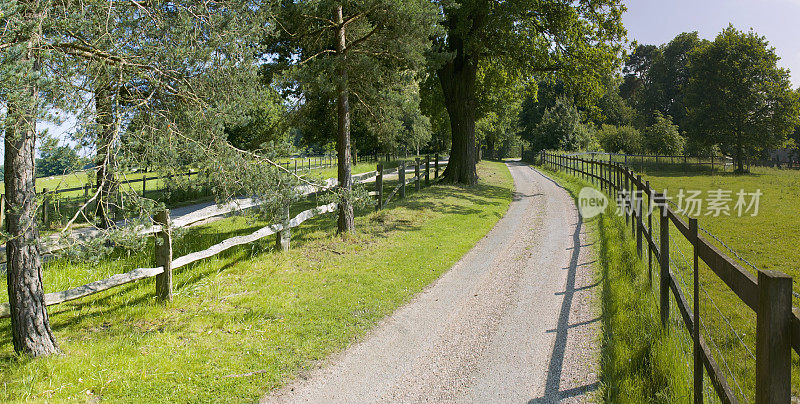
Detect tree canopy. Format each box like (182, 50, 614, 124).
(685, 26, 799, 171)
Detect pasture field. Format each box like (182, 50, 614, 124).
(0, 161, 513, 403)
(641, 166, 800, 290)
(639, 165, 800, 401)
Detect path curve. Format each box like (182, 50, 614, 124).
(264, 163, 601, 403)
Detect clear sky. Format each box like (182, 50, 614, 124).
(623, 0, 800, 88)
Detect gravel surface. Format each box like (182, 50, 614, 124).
(263, 162, 601, 403)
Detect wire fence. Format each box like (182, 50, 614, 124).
(540, 150, 798, 403)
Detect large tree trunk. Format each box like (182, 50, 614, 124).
(4, 31, 59, 357)
(335, 6, 354, 234)
(437, 46, 479, 185)
(94, 78, 117, 229)
(735, 133, 745, 173)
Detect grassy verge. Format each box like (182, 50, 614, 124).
(538, 166, 691, 403)
(0, 161, 513, 402)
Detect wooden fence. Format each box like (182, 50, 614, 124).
(3, 154, 428, 230)
(560, 151, 800, 173)
(540, 151, 798, 403)
(0, 155, 446, 319)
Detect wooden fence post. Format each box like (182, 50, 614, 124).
(434, 154, 439, 179)
(115, 190, 123, 222)
(0, 195, 5, 231)
(42, 188, 50, 227)
(690, 218, 703, 404)
(276, 204, 290, 252)
(425, 155, 430, 186)
(376, 163, 383, 211)
(624, 171, 630, 227)
(154, 209, 173, 302)
(415, 158, 421, 191)
(756, 270, 792, 403)
(581, 158, 585, 181)
(647, 180, 653, 282)
(636, 175, 643, 258)
(659, 197, 670, 329)
(399, 162, 406, 199)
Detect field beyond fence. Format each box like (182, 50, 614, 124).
(540, 150, 800, 403)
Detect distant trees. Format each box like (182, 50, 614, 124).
(634, 32, 705, 129)
(685, 26, 799, 172)
(522, 25, 799, 173)
(531, 97, 598, 152)
(36, 136, 84, 178)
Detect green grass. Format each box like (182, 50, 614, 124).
(640, 166, 800, 291)
(539, 166, 692, 403)
(0, 160, 513, 402)
(636, 165, 800, 401)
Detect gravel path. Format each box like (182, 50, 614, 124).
(263, 162, 601, 403)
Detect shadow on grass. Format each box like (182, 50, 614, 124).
(0, 166, 510, 357)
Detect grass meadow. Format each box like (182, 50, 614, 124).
(0, 161, 512, 402)
(546, 161, 800, 402)
(638, 165, 800, 401)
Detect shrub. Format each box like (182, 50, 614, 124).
(643, 113, 685, 155)
(597, 124, 644, 154)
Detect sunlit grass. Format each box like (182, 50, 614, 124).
(0, 161, 512, 402)
(541, 166, 691, 403)
(640, 165, 800, 400)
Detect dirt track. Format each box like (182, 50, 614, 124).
(264, 162, 601, 403)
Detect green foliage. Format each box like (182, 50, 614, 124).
(591, 76, 635, 127)
(634, 32, 705, 129)
(532, 97, 598, 152)
(685, 25, 800, 171)
(519, 80, 567, 144)
(642, 113, 685, 155)
(432, 0, 626, 103)
(35, 135, 85, 178)
(619, 43, 658, 100)
(224, 87, 289, 152)
(264, 0, 439, 154)
(476, 100, 522, 159)
(597, 124, 644, 154)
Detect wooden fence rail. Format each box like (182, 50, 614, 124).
(541, 150, 796, 404)
(0, 155, 447, 318)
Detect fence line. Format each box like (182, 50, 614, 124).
(540, 150, 797, 403)
(0, 155, 447, 318)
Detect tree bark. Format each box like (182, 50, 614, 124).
(437, 41, 479, 185)
(735, 132, 745, 173)
(4, 27, 59, 357)
(335, 5, 354, 234)
(94, 77, 117, 229)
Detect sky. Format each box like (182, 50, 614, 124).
(623, 0, 800, 88)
